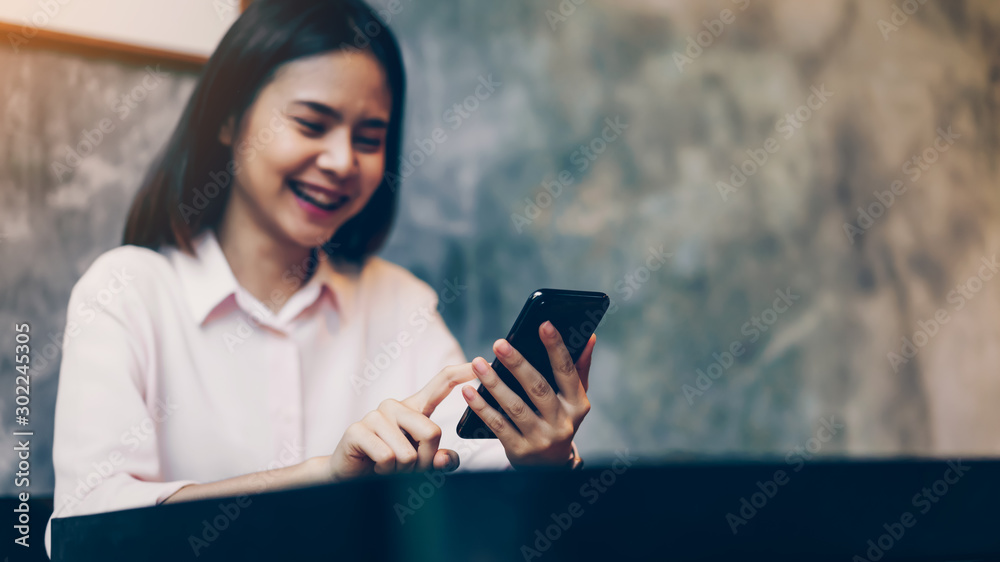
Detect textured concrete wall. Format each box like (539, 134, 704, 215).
(0, 49, 199, 496)
(1, 0, 999, 496)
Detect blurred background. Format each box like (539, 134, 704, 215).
(1, 0, 999, 501)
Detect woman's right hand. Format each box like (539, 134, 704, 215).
(321, 364, 475, 483)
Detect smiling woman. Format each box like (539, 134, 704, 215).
(121, 0, 406, 266)
(45, 0, 595, 558)
(211, 49, 394, 299)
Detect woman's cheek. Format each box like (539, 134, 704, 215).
(259, 136, 312, 179)
(237, 139, 256, 161)
(362, 154, 387, 192)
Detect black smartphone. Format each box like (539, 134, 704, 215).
(456, 288, 610, 439)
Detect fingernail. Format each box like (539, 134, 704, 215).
(473, 358, 488, 376)
(542, 321, 556, 337)
(462, 385, 475, 400)
(496, 339, 512, 356)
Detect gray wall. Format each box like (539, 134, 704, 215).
(1, 0, 999, 496)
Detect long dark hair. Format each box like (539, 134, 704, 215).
(123, 0, 406, 264)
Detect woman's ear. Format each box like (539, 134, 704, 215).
(218, 115, 236, 146)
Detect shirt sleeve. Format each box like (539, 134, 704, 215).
(45, 250, 198, 558)
(408, 284, 511, 473)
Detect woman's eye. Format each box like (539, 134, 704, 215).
(355, 137, 383, 151)
(294, 118, 324, 134)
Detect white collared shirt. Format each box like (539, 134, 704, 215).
(45, 230, 509, 556)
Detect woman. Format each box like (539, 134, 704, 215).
(45, 0, 595, 556)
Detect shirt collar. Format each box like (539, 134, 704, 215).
(166, 229, 359, 327)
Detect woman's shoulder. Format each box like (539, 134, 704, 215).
(70, 244, 175, 300)
(356, 256, 440, 304)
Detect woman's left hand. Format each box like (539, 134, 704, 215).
(461, 320, 596, 467)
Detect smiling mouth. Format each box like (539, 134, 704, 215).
(287, 179, 349, 212)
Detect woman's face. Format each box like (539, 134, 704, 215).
(220, 50, 392, 249)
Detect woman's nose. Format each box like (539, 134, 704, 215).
(315, 128, 356, 178)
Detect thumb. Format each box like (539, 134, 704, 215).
(402, 364, 476, 417)
(433, 449, 460, 472)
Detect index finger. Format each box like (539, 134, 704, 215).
(402, 363, 476, 416)
(539, 321, 586, 404)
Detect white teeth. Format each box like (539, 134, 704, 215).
(291, 180, 345, 207)
(305, 188, 334, 205)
